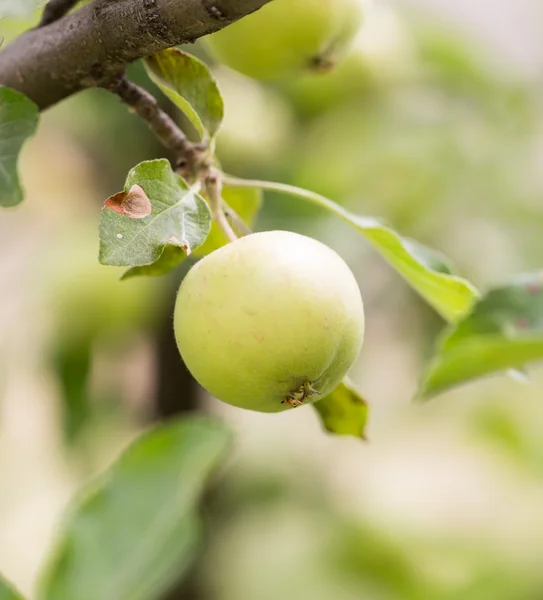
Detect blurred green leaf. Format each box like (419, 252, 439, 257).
(196, 183, 262, 255)
(0, 575, 25, 600)
(419, 272, 543, 400)
(313, 378, 368, 440)
(122, 245, 187, 280)
(224, 177, 478, 322)
(52, 341, 93, 445)
(38, 416, 231, 600)
(99, 159, 211, 271)
(331, 521, 429, 599)
(0, 86, 39, 207)
(416, 26, 535, 131)
(145, 48, 224, 141)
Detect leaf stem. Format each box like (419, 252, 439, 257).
(222, 175, 479, 322)
(222, 175, 359, 226)
(222, 202, 253, 237)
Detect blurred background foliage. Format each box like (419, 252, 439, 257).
(3, 1, 543, 598)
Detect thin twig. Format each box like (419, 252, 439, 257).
(111, 77, 189, 154)
(205, 169, 238, 242)
(38, 0, 80, 27)
(222, 202, 253, 237)
(109, 76, 241, 240)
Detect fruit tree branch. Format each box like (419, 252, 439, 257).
(109, 76, 211, 180)
(38, 0, 80, 27)
(111, 76, 190, 155)
(0, 0, 272, 111)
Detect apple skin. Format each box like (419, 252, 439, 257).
(203, 0, 365, 80)
(280, 3, 415, 117)
(174, 231, 364, 413)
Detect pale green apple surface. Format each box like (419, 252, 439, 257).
(174, 231, 364, 413)
(203, 0, 365, 80)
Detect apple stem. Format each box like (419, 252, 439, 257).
(205, 168, 238, 243)
(223, 202, 253, 237)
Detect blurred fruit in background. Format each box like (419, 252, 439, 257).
(280, 2, 416, 117)
(203, 0, 366, 80)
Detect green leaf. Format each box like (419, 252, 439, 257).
(419, 272, 543, 400)
(99, 159, 211, 270)
(195, 183, 262, 256)
(0, 575, 25, 600)
(223, 177, 479, 323)
(145, 48, 224, 141)
(0, 86, 39, 207)
(313, 378, 369, 440)
(402, 238, 454, 275)
(38, 416, 231, 600)
(356, 220, 477, 321)
(122, 245, 188, 280)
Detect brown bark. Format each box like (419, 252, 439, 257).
(0, 0, 271, 110)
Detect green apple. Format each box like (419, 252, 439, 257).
(281, 3, 415, 117)
(203, 0, 366, 80)
(174, 230, 364, 413)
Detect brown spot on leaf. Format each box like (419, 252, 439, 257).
(104, 185, 152, 219)
(516, 319, 530, 329)
(123, 185, 152, 219)
(104, 191, 126, 215)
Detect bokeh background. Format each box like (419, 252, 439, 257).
(3, 0, 543, 598)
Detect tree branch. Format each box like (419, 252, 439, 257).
(110, 76, 212, 179)
(38, 0, 80, 27)
(0, 0, 271, 110)
(111, 77, 190, 155)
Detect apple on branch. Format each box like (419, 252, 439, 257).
(174, 231, 365, 413)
